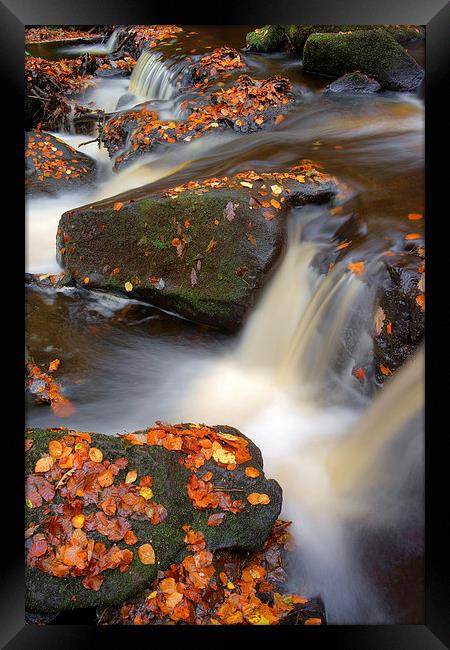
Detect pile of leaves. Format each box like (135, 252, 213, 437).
(25, 132, 94, 187)
(117, 25, 183, 60)
(122, 423, 265, 517)
(96, 56, 137, 75)
(185, 47, 245, 87)
(162, 162, 331, 221)
(26, 56, 97, 98)
(25, 357, 75, 418)
(103, 521, 324, 625)
(101, 74, 293, 168)
(26, 430, 168, 592)
(25, 27, 101, 43)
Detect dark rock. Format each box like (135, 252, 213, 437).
(56, 166, 336, 329)
(303, 29, 424, 91)
(324, 72, 381, 95)
(25, 131, 96, 195)
(25, 425, 282, 612)
(246, 25, 286, 53)
(373, 251, 424, 383)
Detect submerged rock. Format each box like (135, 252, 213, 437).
(25, 131, 96, 195)
(324, 72, 381, 95)
(303, 29, 424, 91)
(246, 25, 286, 53)
(25, 424, 282, 612)
(56, 164, 336, 329)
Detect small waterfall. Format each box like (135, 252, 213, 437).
(103, 28, 121, 54)
(128, 51, 177, 101)
(182, 209, 423, 622)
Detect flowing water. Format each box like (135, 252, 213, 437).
(25, 26, 425, 623)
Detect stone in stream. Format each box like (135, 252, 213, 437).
(284, 25, 424, 55)
(323, 72, 381, 95)
(56, 164, 337, 330)
(25, 424, 282, 612)
(25, 131, 96, 195)
(100, 74, 295, 170)
(245, 25, 287, 53)
(303, 29, 424, 91)
(373, 249, 425, 383)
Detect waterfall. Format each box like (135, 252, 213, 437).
(182, 208, 424, 622)
(128, 51, 177, 101)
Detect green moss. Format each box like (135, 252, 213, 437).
(303, 29, 424, 91)
(25, 426, 282, 612)
(246, 25, 286, 53)
(285, 24, 424, 55)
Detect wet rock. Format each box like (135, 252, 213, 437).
(180, 47, 245, 88)
(246, 25, 286, 53)
(56, 165, 336, 329)
(324, 72, 381, 95)
(25, 131, 96, 195)
(25, 424, 282, 612)
(303, 29, 424, 91)
(285, 25, 424, 55)
(100, 75, 295, 170)
(373, 251, 424, 383)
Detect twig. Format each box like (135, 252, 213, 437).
(77, 137, 100, 148)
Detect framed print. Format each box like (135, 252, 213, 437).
(1, 0, 448, 646)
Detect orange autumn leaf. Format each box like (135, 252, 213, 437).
(82, 276, 90, 285)
(270, 199, 281, 209)
(404, 233, 421, 240)
(71, 514, 85, 529)
(207, 513, 226, 526)
(335, 240, 351, 251)
(330, 206, 343, 216)
(305, 617, 322, 625)
(138, 543, 156, 565)
(113, 202, 124, 211)
(407, 213, 423, 220)
(48, 439, 64, 458)
(387, 321, 393, 335)
(34, 456, 54, 473)
(124, 530, 139, 545)
(25, 439, 33, 452)
(48, 358, 60, 372)
(98, 468, 114, 487)
(353, 367, 365, 382)
(171, 237, 180, 247)
(347, 261, 365, 276)
(245, 466, 260, 478)
(274, 114, 285, 125)
(247, 493, 271, 506)
(88, 447, 103, 463)
(379, 364, 392, 376)
(416, 293, 425, 311)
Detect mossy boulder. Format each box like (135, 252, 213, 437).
(324, 72, 381, 95)
(25, 425, 282, 612)
(25, 131, 96, 195)
(246, 25, 286, 53)
(56, 167, 336, 329)
(285, 25, 424, 55)
(303, 29, 424, 91)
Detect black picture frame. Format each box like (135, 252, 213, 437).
(2, 0, 449, 646)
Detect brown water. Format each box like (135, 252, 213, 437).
(26, 26, 424, 623)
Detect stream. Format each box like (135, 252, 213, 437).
(26, 26, 424, 624)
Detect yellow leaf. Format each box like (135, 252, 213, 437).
(212, 444, 236, 465)
(125, 470, 138, 484)
(34, 456, 54, 473)
(124, 281, 133, 292)
(89, 447, 103, 463)
(139, 486, 154, 500)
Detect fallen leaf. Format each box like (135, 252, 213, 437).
(72, 514, 85, 529)
(206, 239, 218, 254)
(138, 543, 155, 565)
(89, 447, 103, 463)
(48, 359, 60, 373)
(247, 493, 270, 505)
(404, 233, 421, 240)
(224, 201, 235, 221)
(34, 456, 54, 473)
(191, 267, 198, 287)
(347, 261, 365, 276)
(245, 467, 260, 478)
(407, 213, 423, 220)
(374, 306, 386, 336)
(124, 281, 133, 292)
(113, 202, 123, 211)
(125, 470, 137, 484)
(416, 293, 425, 311)
(379, 364, 392, 376)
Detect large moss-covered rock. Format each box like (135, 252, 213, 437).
(56, 166, 336, 329)
(303, 29, 424, 91)
(25, 131, 96, 195)
(246, 25, 286, 53)
(285, 24, 424, 55)
(25, 424, 282, 612)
